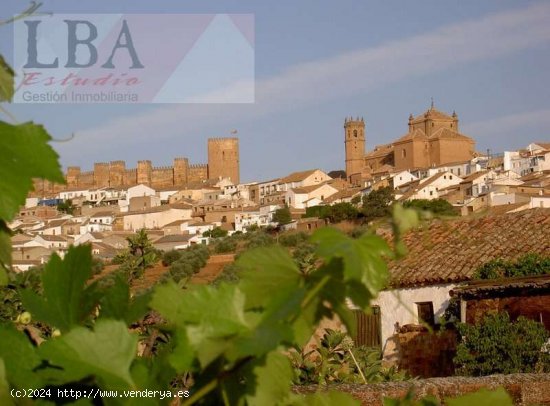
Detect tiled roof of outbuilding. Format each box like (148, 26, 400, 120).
(384, 208, 550, 288)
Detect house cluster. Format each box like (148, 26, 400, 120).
(9, 168, 346, 271)
(356, 140, 549, 215)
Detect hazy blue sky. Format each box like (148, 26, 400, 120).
(1, 0, 549, 182)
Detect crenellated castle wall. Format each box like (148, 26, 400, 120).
(188, 164, 208, 183)
(30, 138, 240, 197)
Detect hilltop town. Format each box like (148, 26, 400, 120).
(10, 104, 550, 272)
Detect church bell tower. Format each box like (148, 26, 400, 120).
(344, 117, 365, 179)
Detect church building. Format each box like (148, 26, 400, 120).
(345, 103, 476, 182)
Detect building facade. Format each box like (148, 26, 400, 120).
(345, 105, 476, 181)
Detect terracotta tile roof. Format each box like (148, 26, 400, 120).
(40, 235, 68, 242)
(291, 183, 332, 194)
(411, 107, 454, 123)
(323, 189, 360, 203)
(162, 220, 189, 228)
(279, 169, 320, 184)
(90, 211, 116, 218)
(153, 234, 195, 244)
(124, 202, 192, 216)
(395, 128, 429, 143)
(45, 219, 69, 228)
(384, 208, 550, 288)
(535, 142, 550, 150)
(365, 144, 394, 159)
(459, 170, 489, 183)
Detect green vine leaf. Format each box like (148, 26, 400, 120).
(151, 282, 252, 368)
(98, 273, 151, 325)
(0, 359, 13, 406)
(312, 228, 391, 296)
(446, 388, 512, 406)
(245, 352, 293, 406)
(0, 220, 11, 275)
(38, 319, 138, 390)
(0, 121, 65, 221)
(0, 56, 14, 102)
(19, 245, 99, 332)
(0, 324, 43, 390)
(237, 246, 302, 310)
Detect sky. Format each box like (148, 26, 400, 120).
(1, 0, 550, 183)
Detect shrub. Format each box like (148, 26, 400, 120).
(162, 250, 182, 266)
(474, 253, 550, 279)
(403, 199, 457, 216)
(245, 231, 274, 249)
(213, 238, 238, 254)
(289, 329, 408, 385)
(454, 312, 550, 376)
(212, 263, 240, 286)
(279, 231, 309, 247)
(168, 244, 210, 282)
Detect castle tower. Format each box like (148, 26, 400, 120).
(137, 160, 152, 185)
(207, 138, 240, 184)
(66, 166, 81, 188)
(344, 117, 365, 179)
(93, 163, 110, 188)
(173, 157, 189, 186)
(109, 161, 126, 187)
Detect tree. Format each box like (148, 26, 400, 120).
(203, 227, 228, 238)
(56, 199, 75, 215)
(325, 202, 359, 223)
(304, 205, 330, 219)
(362, 187, 394, 221)
(273, 206, 292, 225)
(112, 229, 159, 281)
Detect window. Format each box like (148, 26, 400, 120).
(353, 129, 358, 138)
(429, 191, 433, 196)
(416, 302, 434, 326)
(402, 149, 407, 158)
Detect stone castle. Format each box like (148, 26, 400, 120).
(33, 138, 240, 194)
(345, 104, 476, 181)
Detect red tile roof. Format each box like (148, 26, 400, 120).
(384, 208, 550, 288)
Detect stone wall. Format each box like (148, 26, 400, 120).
(293, 373, 550, 405)
(393, 329, 457, 378)
(465, 294, 550, 331)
